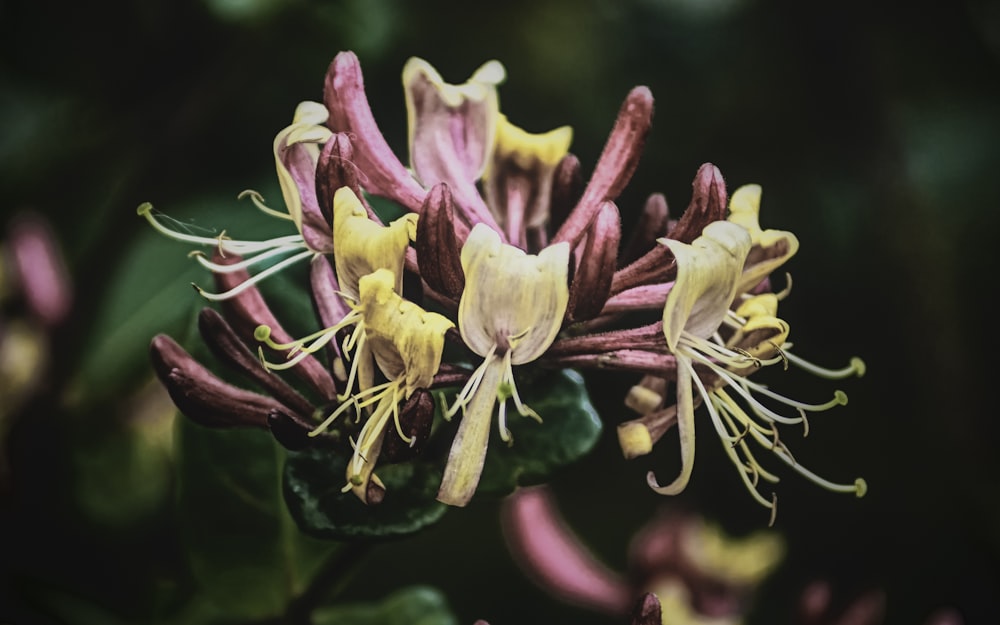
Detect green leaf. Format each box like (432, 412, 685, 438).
(283, 444, 448, 541)
(283, 369, 601, 536)
(175, 418, 336, 620)
(313, 586, 458, 625)
(475, 368, 603, 496)
(71, 186, 319, 404)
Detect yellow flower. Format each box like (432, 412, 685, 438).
(309, 269, 453, 503)
(437, 224, 570, 507)
(332, 186, 417, 300)
(482, 114, 573, 247)
(727, 184, 800, 295)
(644, 220, 865, 521)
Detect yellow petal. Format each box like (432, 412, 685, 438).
(358, 269, 454, 395)
(660, 221, 752, 351)
(332, 187, 417, 299)
(728, 184, 800, 293)
(458, 224, 570, 364)
(488, 114, 573, 171)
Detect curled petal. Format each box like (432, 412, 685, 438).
(274, 101, 334, 253)
(727, 184, 800, 294)
(482, 114, 573, 248)
(660, 221, 752, 350)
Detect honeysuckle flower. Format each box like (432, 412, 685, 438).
(481, 114, 573, 249)
(144, 49, 867, 521)
(305, 268, 453, 503)
(437, 224, 570, 507)
(501, 485, 784, 625)
(403, 56, 506, 234)
(138, 101, 332, 301)
(623, 220, 865, 521)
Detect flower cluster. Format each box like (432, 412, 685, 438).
(144, 51, 865, 517)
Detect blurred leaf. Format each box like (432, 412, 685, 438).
(283, 444, 448, 541)
(475, 368, 602, 496)
(313, 585, 457, 625)
(176, 418, 336, 620)
(70, 187, 317, 404)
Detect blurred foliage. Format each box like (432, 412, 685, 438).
(1, 0, 999, 624)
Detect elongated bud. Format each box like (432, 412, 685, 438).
(549, 154, 584, 241)
(213, 252, 338, 402)
(620, 193, 670, 265)
(316, 133, 370, 226)
(566, 201, 621, 322)
(666, 162, 727, 244)
(380, 389, 435, 463)
(553, 86, 654, 247)
(630, 594, 663, 625)
(324, 51, 427, 211)
(415, 182, 465, 300)
(197, 308, 317, 418)
(610, 164, 726, 293)
(149, 334, 279, 428)
(7, 212, 72, 326)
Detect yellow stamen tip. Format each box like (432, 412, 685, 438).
(136, 202, 153, 216)
(625, 384, 662, 415)
(854, 478, 868, 498)
(851, 357, 866, 377)
(254, 325, 272, 341)
(834, 390, 848, 406)
(617, 421, 654, 459)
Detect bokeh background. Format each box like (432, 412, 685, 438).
(2, 0, 999, 623)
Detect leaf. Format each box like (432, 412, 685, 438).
(283, 444, 448, 541)
(313, 586, 458, 625)
(474, 368, 602, 496)
(71, 187, 317, 404)
(175, 418, 336, 620)
(284, 369, 601, 535)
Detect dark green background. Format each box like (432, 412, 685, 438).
(2, 0, 998, 623)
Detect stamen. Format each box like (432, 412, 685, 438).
(138, 203, 304, 254)
(191, 244, 305, 273)
(193, 250, 315, 301)
(688, 360, 774, 510)
(785, 352, 866, 379)
(745, 426, 866, 497)
(238, 189, 296, 221)
(687, 351, 804, 426)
